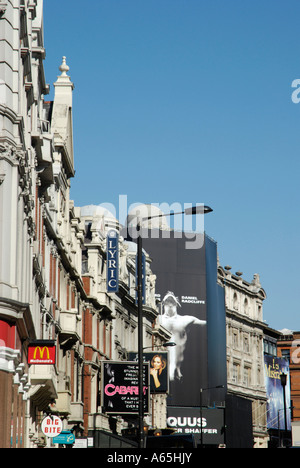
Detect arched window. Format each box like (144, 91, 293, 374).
(244, 298, 249, 315)
(233, 293, 238, 310)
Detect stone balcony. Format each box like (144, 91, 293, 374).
(59, 309, 81, 347)
(29, 364, 58, 411)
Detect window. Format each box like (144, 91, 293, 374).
(233, 293, 238, 310)
(243, 298, 249, 315)
(243, 367, 251, 386)
(263, 339, 277, 357)
(232, 363, 239, 383)
(244, 336, 250, 353)
(281, 349, 290, 362)
(233, 331, 239, 349)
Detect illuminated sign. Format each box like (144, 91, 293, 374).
(28, 340, 56, 365)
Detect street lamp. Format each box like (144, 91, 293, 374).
(134, 205, 213, 449)
(199, 385, 224, 448)
(143, 342, 177, 351)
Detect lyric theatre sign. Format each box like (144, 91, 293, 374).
(107, 230, 119, 293)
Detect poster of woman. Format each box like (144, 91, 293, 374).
(150, 354, 168, 393)
(128, 352, 169, 394)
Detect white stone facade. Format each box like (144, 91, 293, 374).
(218, 265, 269, 448)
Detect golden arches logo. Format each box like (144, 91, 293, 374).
(33, 346, 50, 360)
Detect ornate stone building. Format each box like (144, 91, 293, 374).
(0, 1, 166, 448)
(218, 265, 268, 448)
(0, 0, 87, 447)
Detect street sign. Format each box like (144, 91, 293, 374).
(53, 431, 75, 445)
(41, 415, 63, 438)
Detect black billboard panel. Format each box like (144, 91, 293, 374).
(167, 406, 225, 447)
(142, 232, 208, 407)
(101, 361, 150, 415)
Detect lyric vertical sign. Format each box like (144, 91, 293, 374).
(107, 230, 119, 293)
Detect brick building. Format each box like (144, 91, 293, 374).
(277, 330, 300, 446)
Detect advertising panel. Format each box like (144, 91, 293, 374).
(142, 231, 208, 407)
(41, 415, 63, 437)
(128, 351, 169, 394)
(167, 406, 225, 446)
(28, 340, 56, 365)
(101, 361, 150, 415)
(264, 355, 291, 430)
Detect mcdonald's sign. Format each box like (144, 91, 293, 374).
(28, 340, 56, 365)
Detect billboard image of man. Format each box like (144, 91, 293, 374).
(159, 291, 206, 382)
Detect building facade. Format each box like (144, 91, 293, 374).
(0, 0, 167, 448)
(2, 0, 284, 450)
(277, 329, 300, 446)
(218, 265, 268, 448)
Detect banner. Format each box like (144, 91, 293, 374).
(142, 231, 208, 407)
(264, 355, 291, 430)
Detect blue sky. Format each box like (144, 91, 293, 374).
(43, 0, 300, 331)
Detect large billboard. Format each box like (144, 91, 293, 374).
(142, 230, 227, 408)
(264, 355, 291, 430)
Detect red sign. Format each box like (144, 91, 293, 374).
(28, 341, 56, 365)
(41, 416, 63, 438)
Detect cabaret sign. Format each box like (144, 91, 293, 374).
(101, 361, 150, 415)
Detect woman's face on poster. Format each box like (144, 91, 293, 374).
(153, 356, 163, 370)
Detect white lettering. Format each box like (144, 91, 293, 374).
(292, 79, 300, 103)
